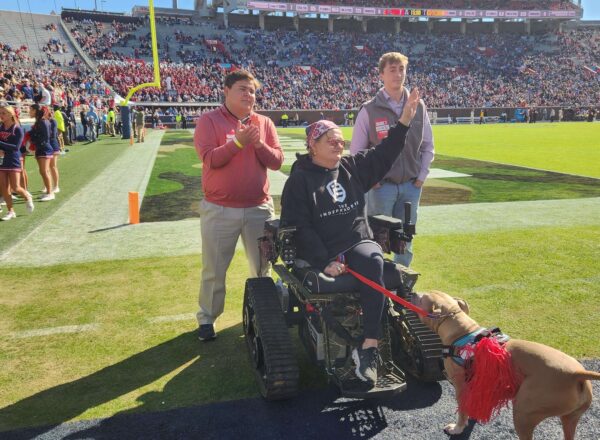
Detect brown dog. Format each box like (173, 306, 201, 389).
(412, 290, 600, 440)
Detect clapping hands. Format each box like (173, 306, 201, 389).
(235, 120, 263, 148)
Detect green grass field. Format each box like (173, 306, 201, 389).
(140, 131, 201, 222)
(0, 138, 129, 252)
(282, 122, 600, 177)
(140, 123, 600, 221)
(1, 123, 599, 432)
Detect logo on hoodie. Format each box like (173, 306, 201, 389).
(326, 180, 346, 203)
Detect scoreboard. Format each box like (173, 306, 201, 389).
(384, 9, 448, 17)
(245, 2, 582, 19)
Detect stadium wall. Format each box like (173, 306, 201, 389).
(223, 12, 568, 34)
(135, 106, 585, 129)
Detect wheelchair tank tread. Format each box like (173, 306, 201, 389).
(391, 308, 445, 382)
(243, 278, 299, 400)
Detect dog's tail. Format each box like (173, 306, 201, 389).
(574, 370, 600, 381)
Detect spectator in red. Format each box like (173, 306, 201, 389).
(193, 69, 284, 341)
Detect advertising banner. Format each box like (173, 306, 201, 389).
(245, 2, 582, 19)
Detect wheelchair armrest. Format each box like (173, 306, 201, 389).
(259, 219, 297, 267)
(369, 214, 403, 230)
(369, 215, 405, 254)
(277, 226, 297, 266)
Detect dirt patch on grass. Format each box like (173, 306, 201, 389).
(158, 144, 194, 153)
(141, 172, 201, 222)
(421, 179, 473, 205)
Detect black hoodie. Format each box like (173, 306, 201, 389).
(280, 122, 410, 270)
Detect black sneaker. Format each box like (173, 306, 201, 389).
(352, 347, 379, 386)
(198, 324, 216, 341)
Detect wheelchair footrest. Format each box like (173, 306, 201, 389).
(336, 370, 407, 399)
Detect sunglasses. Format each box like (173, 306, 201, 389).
(326, 138, 347, 148)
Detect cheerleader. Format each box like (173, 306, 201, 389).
(20, 131, 30, 191)
(28, 104, 55, 202)
(0, 105, 34, 221)
(45, 107, 61, 194)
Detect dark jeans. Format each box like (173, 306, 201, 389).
(343, 240, 385, 341)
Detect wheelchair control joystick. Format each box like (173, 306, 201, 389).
(401, 201, 416, 240)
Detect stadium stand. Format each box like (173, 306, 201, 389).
(0, 11, 78, 67)
(1, 3, 598, 118)
(61, 15, 599, 110)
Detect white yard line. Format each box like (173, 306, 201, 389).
(418, 197, 600, 236)
(11, 324, 99, 339)
(9, 313, 197, 339)
(147, 313, 196, 323)
(10, 274, 600, 339)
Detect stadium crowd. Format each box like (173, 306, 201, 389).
(0, 63, 110, 105)
(85, 21, 599, 110)
(65, 18, 143, 60)
(0, 46, 125, 222)
(1, 43, 30, 64)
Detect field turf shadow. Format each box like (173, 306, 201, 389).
(140, 172, 201, 222)
(8, 368, 443, 440)
(1, 324, 445, 439)
(0, 329, 214, 437)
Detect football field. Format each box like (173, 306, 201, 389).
(0, 122, 599, 434)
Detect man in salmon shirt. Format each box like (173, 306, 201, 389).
(194, 70, 284, 341)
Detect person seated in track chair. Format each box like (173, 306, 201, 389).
(279, 88, 419, 386)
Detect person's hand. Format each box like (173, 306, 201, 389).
(324, 261, 346, 277)
(250, 120, 265, 149)
(235, 120, 260, 147)
(413, 179, 424, 188)
(399, 87, 420, 127)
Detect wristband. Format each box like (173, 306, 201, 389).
(232, 136, 244, 149)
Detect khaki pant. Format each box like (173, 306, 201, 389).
(135, 125, 145, 142)
(197, 199, 274, 326)
(57, 130, 65, 150)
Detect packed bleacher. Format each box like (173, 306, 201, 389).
(0, 63, 110, 105)
(2, 7, 597, 111)
(73, 17, 599, 110)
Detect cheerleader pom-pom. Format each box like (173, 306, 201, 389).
(459, 337, 522, 423)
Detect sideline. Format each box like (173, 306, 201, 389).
(0, 130, 165, 266)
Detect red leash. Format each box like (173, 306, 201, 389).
(343, 266, 430, 318)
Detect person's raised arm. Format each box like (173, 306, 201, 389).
(416, 106, 434, 187)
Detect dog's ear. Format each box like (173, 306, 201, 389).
(454, 297, 470, 315)
(430, 304, 442, 315)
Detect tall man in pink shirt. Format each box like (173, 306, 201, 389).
(194, 70, 284, 341)
(350, 52, 434, 268)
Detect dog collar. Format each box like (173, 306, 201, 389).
(442, 327, 510, 367)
